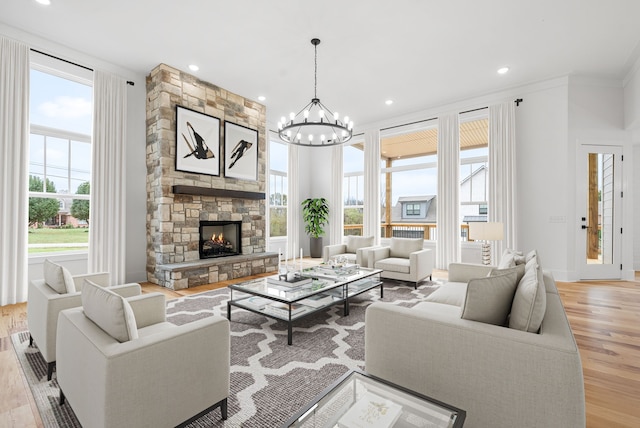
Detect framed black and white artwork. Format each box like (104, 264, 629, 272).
(175, 105, 220, 176)
(224, 121, 258, 181)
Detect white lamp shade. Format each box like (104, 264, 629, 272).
(469, 222, 504, 241)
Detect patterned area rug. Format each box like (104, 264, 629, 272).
(11, 280, 439, 427)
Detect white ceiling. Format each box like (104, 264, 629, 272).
(2, 0, 640, 129)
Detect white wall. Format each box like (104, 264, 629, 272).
(624, 56, 640, 270)
(1, 24, 148, 285)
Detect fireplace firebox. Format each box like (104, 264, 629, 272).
(199, 221, 242, 259)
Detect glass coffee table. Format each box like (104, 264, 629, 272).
(227, 266, 382, 345)
(282, 369, 466, 428)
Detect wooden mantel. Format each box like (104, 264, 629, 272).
(172, 185, 265, 200)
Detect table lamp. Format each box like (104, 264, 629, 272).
(468, 222, 504, 265)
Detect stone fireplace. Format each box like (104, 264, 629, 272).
(145, 64, 278, 289)
(199, 220, 242, 259)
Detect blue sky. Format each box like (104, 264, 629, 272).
(29, 69, 93, 194)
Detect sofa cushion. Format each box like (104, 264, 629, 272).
(389, 238, 423, 259)
(43, 259, 76, 294)
(82, 279, 138, 342)
(497, 249, 525, 269)
(424, 282, 468, 306)
(375, 257, 410, 274)
(461, 272, 518, 326)
(490, 264, 526, 285)
(346, 235, 374, 254)
(509, 256, 546, 333)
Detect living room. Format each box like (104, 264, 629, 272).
(1, 1, 640, 427)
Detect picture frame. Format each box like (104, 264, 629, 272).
(175, 105, 220, 176)
(224, 121, 258, 181)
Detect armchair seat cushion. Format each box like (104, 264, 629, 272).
(137, 321, 177, 338)
(375, 257, 410, 274)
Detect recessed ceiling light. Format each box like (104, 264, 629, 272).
(35, 0, 51, 5)
(497, 67, 510, 75)
(258, 96, 266, 102)
(188, 64, 199, 72)
(385, 100, 394, 105)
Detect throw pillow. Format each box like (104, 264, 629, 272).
(490, 264, 526, 285)
(460, 271, 519, 326)
(43, 259, 76, 294)
(82, 279, 138, 342)
(389, 237, 423, 259)
(497, 249, 524, 269)
(346, 235, 374, 254)
(509, 256, 546, 333)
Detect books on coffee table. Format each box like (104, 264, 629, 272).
(299, 293, 334, 308)
(337, 391, 402, 428)
(264, 302, 307, 317)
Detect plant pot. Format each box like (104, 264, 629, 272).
(310, 237, 323, 258)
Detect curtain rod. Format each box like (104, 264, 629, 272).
(380, 117, 438, 132)
(30, 48, 135, 86)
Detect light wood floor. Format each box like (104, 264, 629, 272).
(1, 263, 639, 427)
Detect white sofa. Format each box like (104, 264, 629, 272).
(365, 255, 585, 428)
(27, 260, 140, 380)
(323, 235, 378, 267)
(368, 237, 434, 288)
(56, 281, 230, 428)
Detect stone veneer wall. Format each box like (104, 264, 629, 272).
(146, 64, 275, 289)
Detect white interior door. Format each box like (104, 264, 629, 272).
(577, 145, 622, 280)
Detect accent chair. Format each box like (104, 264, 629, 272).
(368, 237, 434, 288)
(322, 235, 377, 267)
(56, 280, 230, 428)
(27, 259, 140, 380)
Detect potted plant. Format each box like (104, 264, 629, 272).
(301, 197, 329, 258)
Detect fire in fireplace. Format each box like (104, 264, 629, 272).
(199, 221, 242, 259)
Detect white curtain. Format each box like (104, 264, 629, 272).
(436, 113, 460, 269)
(363, 129, 381, 243)
(287, 144, 300, 258)
(0, 36, 30, 305)
(329, 145, 343, 245)
(489, 101, 517, 257)
(88, 71, 128, 283)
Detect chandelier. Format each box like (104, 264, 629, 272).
(278, 38, 353, 147)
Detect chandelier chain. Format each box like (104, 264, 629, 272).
(314, 41, 318, 100)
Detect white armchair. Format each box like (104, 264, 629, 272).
(323, 235, 377, 267)
(27, 260, 140, 380)
(56, 280, 230, 428)
(368, 237, 434, 288)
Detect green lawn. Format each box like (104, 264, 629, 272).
(28, 228, 89, 244)
(28, 228, 89, 254)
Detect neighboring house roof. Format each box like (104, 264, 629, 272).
(397, 195, 435, 203)
(460, 165, 487, 186)
(463, 215, 487, 223)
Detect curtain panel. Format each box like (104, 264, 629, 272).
(287, 144, 300, 259)
(329, 145, 343, 246)
(489, 101, 517, 257)
(363, 129, 381, 243)
(436, 113, 460, 269)
(0, 36, 30, 305)
(88, 71, 128, 283)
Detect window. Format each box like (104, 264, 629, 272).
(269, 139, 288, 237)
(343, 141, 365, 236)
(28, 55, 93, 254)
(380, 121, 438, 240)
(405, 203, 421, 216)
(459, 116, 489, 241)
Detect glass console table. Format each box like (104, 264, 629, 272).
(282, 369, 466, 428)
(227, 266, 383, 345)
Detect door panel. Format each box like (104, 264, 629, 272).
(577, 145, 622, 279)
